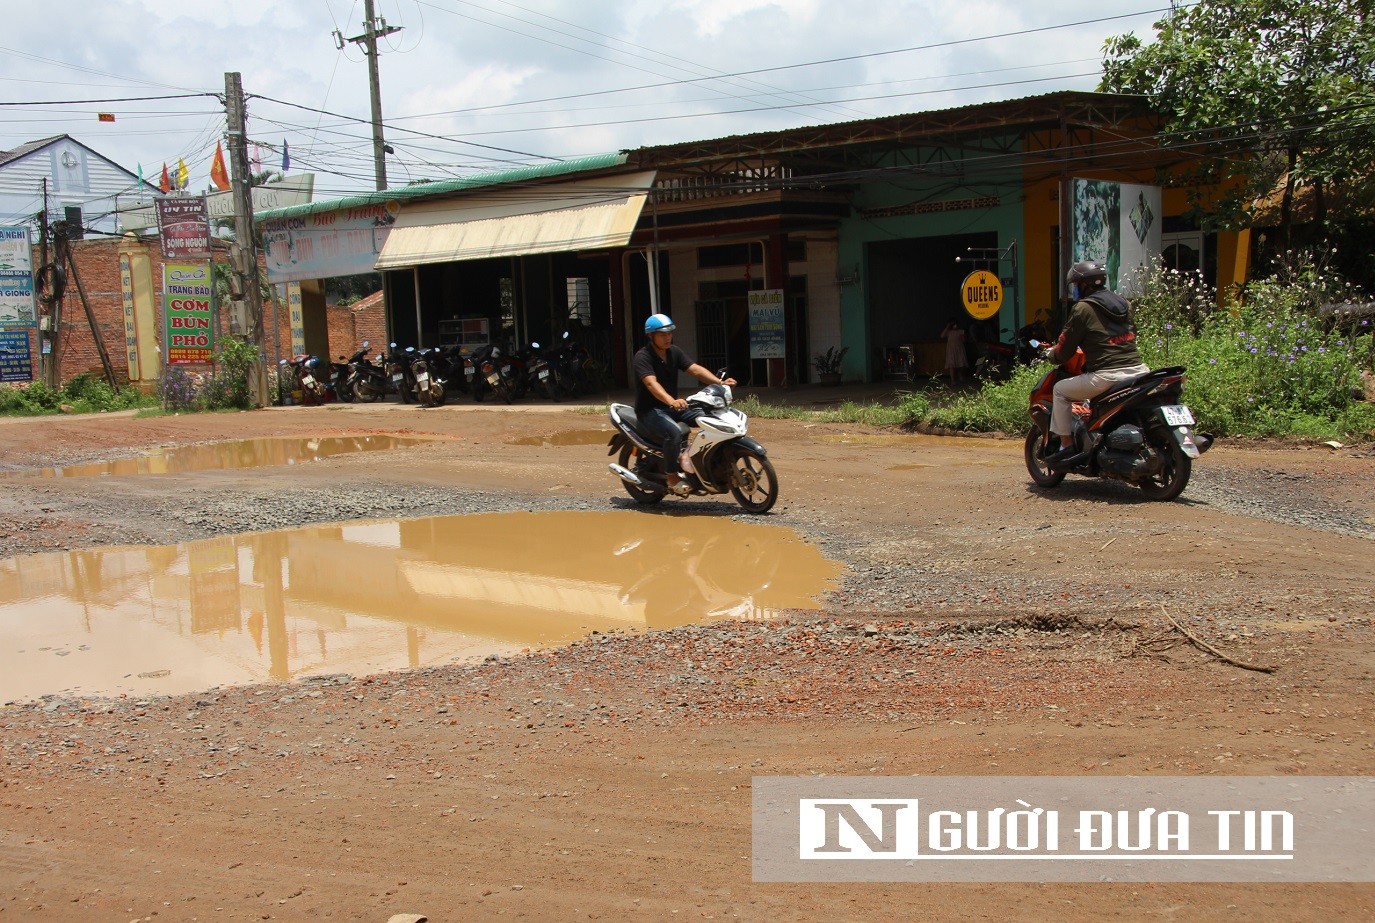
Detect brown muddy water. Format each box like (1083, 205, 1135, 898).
(507, 428, 614, 447)
(0, 511, 840, 702)
(6, 435, 433, 478)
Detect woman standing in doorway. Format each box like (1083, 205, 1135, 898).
(941, 316, 968, 386)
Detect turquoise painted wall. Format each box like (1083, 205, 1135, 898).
(836, 137, 1025, 381)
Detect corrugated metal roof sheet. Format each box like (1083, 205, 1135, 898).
(254, 152, 630, 223)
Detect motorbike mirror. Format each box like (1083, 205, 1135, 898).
(531, 341, 540, 349)
(389, 342, 397, 349)
(562, 331, 571, 340)
(1029, 339, 1041, 348)
(362, 340, 369, 348)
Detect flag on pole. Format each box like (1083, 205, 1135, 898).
(159, 162, 171, 194)
(137, 163, 144, 193)
(97, 112, 116, 122)
(210, 142, 230, 191)
(250, 142, 263, 174)
(281, 139, 290, 173)
(176, 158, 189, 190)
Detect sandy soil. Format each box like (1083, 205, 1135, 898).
(1, 400, 1373, 921)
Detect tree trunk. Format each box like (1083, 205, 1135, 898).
(1279, 146, 1298, 249)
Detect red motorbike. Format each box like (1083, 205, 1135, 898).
(1024, 346, 1214, 501)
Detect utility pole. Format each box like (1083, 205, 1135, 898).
(335, 0, 401, 191)
(224, 71, 268, 408)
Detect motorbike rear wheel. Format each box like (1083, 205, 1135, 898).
(617, 443, 664, 505)
(420, 382, 446, 408)
(1137, 429, 1192, 501)
(1024, 425, 1066, 488)
(353, 378, 381, 403)
(727, 447, 778, 514)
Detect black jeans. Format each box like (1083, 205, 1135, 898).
(642, 406, 701, 474)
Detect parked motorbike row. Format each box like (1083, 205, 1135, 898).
(277, 332, 602, 408)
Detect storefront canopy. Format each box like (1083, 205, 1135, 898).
(374, 171, 657, 270)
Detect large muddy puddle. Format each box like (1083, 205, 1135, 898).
(0, 511, 840, 702)
(7, 435, 433, 479)
(507, 428, 613, 447)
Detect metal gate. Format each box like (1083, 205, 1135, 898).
(694, 298, 728, 375)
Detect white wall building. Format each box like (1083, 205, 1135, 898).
(0, 135, 154, 237)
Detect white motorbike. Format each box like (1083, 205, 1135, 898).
(607, 381, 778, 514)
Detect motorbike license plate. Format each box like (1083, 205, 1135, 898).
(1161, 405, 1195, 426)
(391, 372, 404, 382)
(416, 374, 429, 386)
(299, 374, 314, 386)
(538, 369, 549, 380)
(487, 373, 501, 386)
(464, 369, 474, 379)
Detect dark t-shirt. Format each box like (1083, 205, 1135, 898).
(633, 344, 693, 415)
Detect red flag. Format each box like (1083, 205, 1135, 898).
(210, 141, 230, 191)
(97, 112, 116, 123)
(159, 162, 171, 194)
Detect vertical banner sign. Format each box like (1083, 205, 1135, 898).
(1070, 178, 1162, 294)
(0, 225, 37, 330)
(155, 198, 212, 260)
(286, 282, 305, 358)
(119, 254, 141, 380)
(163, 263, 214, 364)
(748, 289, 785, 359)
(0, 330, 33, 381)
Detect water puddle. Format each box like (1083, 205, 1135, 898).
(823, 433, 988, 448)
(508, 429, 613, 447)
(888, 463, 936, 471)
(7, 435, 433, 478)
(0, 511, 840, 702)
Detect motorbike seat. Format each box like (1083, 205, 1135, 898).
(1098, 365, 1185, 401)
(610, 403, 690, 447)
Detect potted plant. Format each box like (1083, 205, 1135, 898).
(813, 346, 848, 385)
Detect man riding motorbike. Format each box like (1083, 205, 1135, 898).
(1042, 259, 1150, 467)
(633, 313, 736, 495)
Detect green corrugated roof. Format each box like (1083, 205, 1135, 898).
(254, 152, 629, 224)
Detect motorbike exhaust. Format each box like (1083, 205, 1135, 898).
(608, 463, 644, 486)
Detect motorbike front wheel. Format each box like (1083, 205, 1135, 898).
(727, 447, 778, 514)
(1136, 429, 1192, 501)
(617, 443, 664, 505)
(1024, 425, 1066, 488)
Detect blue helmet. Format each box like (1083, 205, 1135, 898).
(644, 313, 675, 335)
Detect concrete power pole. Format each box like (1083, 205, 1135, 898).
(224, 71, 269, 408)
(335, 0, 401, 192)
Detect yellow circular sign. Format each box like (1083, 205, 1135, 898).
(960, 270, 1004, 320)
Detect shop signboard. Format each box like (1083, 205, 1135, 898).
(163, 263, 215, 364)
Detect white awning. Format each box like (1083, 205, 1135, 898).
(374, 170, 656, 269)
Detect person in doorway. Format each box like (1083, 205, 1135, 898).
(941, 316, 969, 386)
(1042, 259, 1151, 467)
(634, 313, 736, 495)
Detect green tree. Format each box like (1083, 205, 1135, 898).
(1101, 0, 1375, 243)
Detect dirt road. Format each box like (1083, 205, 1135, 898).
(1, 401, 1373, 921)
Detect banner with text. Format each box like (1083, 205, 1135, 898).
(261, 202, 397, 283)
(0, 225, 37, 329)
(156, 198, 212, 260)
(163, 263, 214, 364)
(748, 289, 785, 360)
(0, 330, 33, 381)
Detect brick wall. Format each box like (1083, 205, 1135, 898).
(40, 237, 385, 384)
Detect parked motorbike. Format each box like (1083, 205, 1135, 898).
(410, 343, 466, 408)
(333, 344, 373, 403)
(468, 343, 514, 403)
(382, 343, 417, 404)
(974, 321, 1048, 380)
(279, 354, 330, 405)
(607, 377, 778, 514)
(1024, 342, 1214, 501)
(523, 337, 569, 401)
(349, 343, 396, 403)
